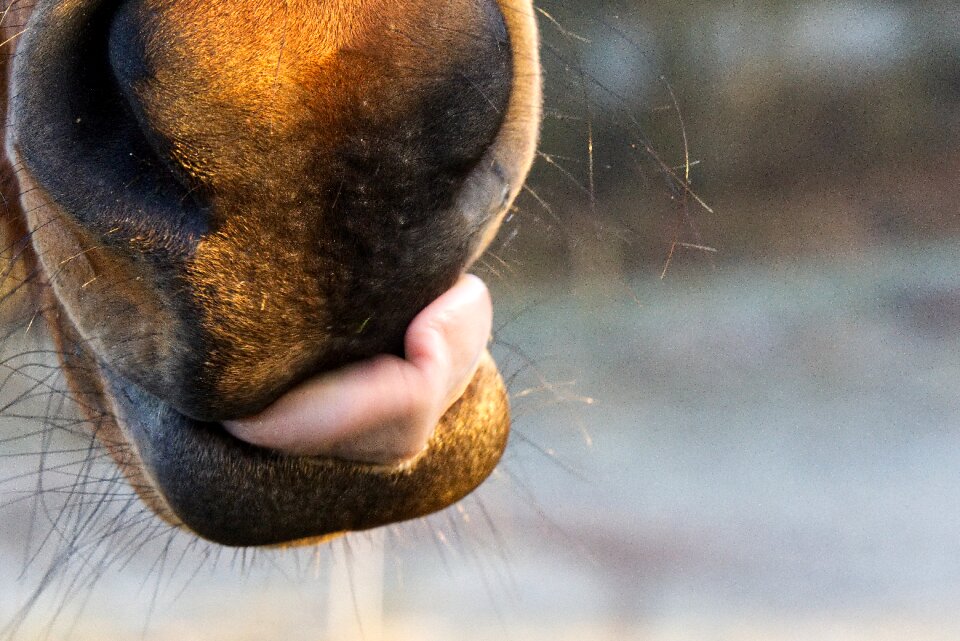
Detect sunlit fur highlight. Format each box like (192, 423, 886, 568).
(1, 0, 542, 548)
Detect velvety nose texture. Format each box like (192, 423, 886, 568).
(93, 0, 515, 420)
(106, 0, 513, 196)
(9, 0, 537, 547)
(13, 0, 512, 423)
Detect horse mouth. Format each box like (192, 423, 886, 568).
(8, 0, 539, 549)
(66, 322, 510, 548)
(102, 365, 352, 547)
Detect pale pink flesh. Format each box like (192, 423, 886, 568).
(223, 275, 493, 465)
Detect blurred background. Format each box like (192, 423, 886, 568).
(504, 0, 960, 277)
(5, 1, 960, 639)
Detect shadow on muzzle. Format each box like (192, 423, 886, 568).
(9, 0, 534, 546)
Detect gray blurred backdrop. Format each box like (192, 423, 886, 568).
(4, 1, 960, 639)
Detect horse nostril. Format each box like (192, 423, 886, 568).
(107, 0, 217, 197)
(493, 161, 512, 209)
(99, 0, 513, 199)
(16, 0, 517, 421)
(108, 1, 150, 88)
(12, 0, 211, 245)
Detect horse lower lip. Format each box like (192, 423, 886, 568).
(102, 370, 337, 546)
(97, 358, 512, 548)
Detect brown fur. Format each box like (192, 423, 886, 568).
(2, 0, 541, 546)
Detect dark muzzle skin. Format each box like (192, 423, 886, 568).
(4, 0, 541, 546)
(16, 0, 513, 418)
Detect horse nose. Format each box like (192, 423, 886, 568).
(107, 0, 513, 203)
(97, 0, 514, 419)
(13, 0, 514, 421)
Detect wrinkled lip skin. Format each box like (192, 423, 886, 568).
(104, 366, 342, 546)
(87, 337, 509, 548)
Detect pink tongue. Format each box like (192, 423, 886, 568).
(223, 275, 493, 465)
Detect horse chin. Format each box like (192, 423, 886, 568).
(47, 298, 512, 547)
